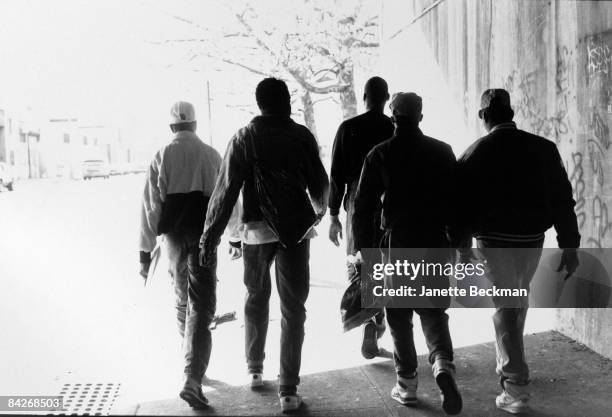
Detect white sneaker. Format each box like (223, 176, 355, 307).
(279, 393, 302, 413)
(496, 390, 530, 414)
(390, 375, 418, 406)
(250, 373, 264, 388)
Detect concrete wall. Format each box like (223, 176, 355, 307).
(382, 0, 612, 358)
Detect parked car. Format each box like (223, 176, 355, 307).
(0, 162, 15, 191)
(109, 163, 130, 176)
(82, 159, 110, 180)
(128, 162, 148, 174)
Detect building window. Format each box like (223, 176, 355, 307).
(63, 133, 70, 144)
(83, 136, 88, 145)
(8, 118, 12, 134)
(93, 138, 98, 146)
(19, 133, 26, 143)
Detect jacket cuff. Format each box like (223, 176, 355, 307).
(557, 233, 581, 249)
(229, 240, 242, 249)
(140, 251, 151, 263)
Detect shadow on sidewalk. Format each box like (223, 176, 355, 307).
(129, 331, 612, 417)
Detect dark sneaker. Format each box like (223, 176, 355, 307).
(435, 371, 462, 415)
(361, 321, 380, 359)
(179, 378, 209, 409)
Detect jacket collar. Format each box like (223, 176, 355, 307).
(394, 125, 424, 138)
(490, 121, 517, 133)
(172, 130, 199, 141)
(251, 114, 292, 124)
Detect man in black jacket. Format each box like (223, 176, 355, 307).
(353, 93, 462, 415)
(453, 89, 580, 414)
(200, 78, 329, 413)
(328, 76, 394, 359)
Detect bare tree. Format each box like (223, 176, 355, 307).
(148, 0, 380, 138)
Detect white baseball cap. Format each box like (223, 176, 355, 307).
(169, 101, 196, 124)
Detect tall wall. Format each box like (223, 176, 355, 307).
(383, 0, 612, 358)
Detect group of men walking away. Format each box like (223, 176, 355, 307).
(138, 75, 580, 414)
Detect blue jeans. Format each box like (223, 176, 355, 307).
(243, 240, 310, 388)
(165, 232, 217, 383)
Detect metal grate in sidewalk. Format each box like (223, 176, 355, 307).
(50, 382, 121, 416)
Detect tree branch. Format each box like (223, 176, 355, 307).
(233, 8, 351, 94)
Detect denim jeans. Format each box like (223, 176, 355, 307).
(381, 230, 454, 378)
(165, 232, 217, 383)
(386, 308, 454, 378)
(477, 237, 544, 395)
(242, 240, 310, 388)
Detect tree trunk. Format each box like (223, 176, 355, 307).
(339, 66, 358, 120)
(301, 90, 318, 139)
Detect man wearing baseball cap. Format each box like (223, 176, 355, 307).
(352, 92, 462, 415)
(453, 89, 580, 413)
(139, 101, 222, 408)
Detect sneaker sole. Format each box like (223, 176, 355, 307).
(179, 390, 209, 409)
(391, 387, 418, 406)
(436, 372, 463, 415)
(496, 403, 530, 414)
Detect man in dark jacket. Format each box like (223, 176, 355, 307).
(453, 89, 580, 414)
(328, 76, 394, 359)
(200, 78, 329, 413)
(139, 101, 222, 409)
(353, 93, 462, 415)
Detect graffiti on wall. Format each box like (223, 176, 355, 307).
(569, 151, 587, 230)
(587, 36, 612, 79)
(503, 70, 571, 143)
(582, 32, 612, 248)
(587, 195, 612, 248)
(499, 34, 612, 248)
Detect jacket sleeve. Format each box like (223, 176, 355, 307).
(441, 144, 459, 245)
(352, 151, 384, 253)
(448, 148, 476, 248)
(227, 199, 243, 246)
(200, 133, 247, 254)
(549, 145, 581, 248)
(328, 122, 347, 216)
(139, 153, 165, 258)
(303, 128, 330, 217)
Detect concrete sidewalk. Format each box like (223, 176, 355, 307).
(123, 331, 612, 416)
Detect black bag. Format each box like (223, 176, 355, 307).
(246, 128, 317, 248)
(340, 262, 382, 332)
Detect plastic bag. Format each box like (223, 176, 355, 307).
(340, 262, 383, 332)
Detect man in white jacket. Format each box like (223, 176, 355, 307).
(139, 101, 221, 409)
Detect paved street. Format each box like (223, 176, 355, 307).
(0, 176, 558, 414)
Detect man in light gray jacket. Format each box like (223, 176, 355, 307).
(139, 101, 221, 409)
